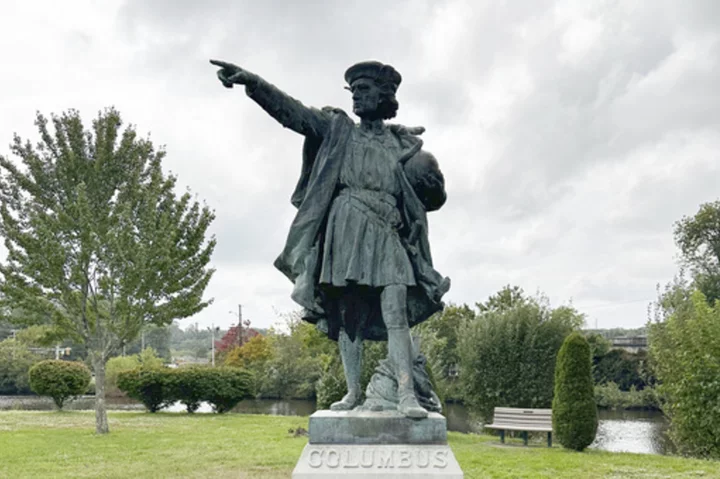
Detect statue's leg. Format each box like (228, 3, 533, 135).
(330, 328, 363, 411)
(382, 284, 428, 419)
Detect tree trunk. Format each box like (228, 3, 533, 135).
(92, 353, 110, 434)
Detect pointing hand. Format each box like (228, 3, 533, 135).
(209, 59, 257, 89)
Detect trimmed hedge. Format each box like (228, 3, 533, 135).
(117, 366, 254, 413)
(199, 367, 254, 413)
(553, 332, 598, 451)
(171, 366, 207, 413)
(28, 360, 92, 409)
(117, 367, 173, 412)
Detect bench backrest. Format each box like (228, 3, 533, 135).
(492, 407, 552, 427)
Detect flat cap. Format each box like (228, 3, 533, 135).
(345, 61, 402, 91)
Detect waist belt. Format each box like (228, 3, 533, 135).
(338, 187, 398, 207)
(337, 188, 402, 230)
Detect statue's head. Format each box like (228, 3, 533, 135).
(344, 61, 401, 120)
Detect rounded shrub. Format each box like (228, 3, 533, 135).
(117, 366, 254, 414)
(117, 367, 175, 413)
(28, 360, 92, 409)
(171, 366, 209, 413)
(204, 367, 254, 413)
(552, 332, 598, 451)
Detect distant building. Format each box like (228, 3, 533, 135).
(611, 336, 648, 353)
(173, 356, 210, 366)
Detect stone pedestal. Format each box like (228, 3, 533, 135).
(292, 411, 464, 478)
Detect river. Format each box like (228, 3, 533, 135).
(0, 396, 671, 455)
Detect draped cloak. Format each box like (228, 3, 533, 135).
(246, 79, 450, 341)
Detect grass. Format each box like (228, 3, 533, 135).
(1, 411, 718, 478)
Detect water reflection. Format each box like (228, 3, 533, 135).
(592, 409, 674, 455)
(163, 398, 317, 416)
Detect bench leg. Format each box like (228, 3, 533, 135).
(548, 432, 552, 447)
(500, 430, 505, 444)
(522, 431, 528, 446)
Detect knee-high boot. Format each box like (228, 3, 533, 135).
(383, 285, 428, 419)
(330, 329, 363, 411)
(387, 327, 427, 418)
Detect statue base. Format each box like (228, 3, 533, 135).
(292, 444, 463, 478)
(309, 410, 447, 445)
(292, 410, 464, 478)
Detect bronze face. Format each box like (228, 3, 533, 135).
(350, 78, 382, 119)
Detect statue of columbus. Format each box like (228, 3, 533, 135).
(211, 58, 450, 418)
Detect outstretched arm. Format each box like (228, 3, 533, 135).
(210, 59, 331, 138)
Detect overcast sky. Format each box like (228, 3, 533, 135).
(2, 0, 719, 331)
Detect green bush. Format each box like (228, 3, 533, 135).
(105, 356, 140, 397)
(316, 357, 347, 410)
(86, 376, 96, 395)
(593, 348, 650, 391)
(117, 366, 254, 414)
(105, 348, 164, 397)
(594, 382, 660, 410)
(257, 330, 326, 400)
(594, 381, 626, 409)
(553, 332, 598, 451)
(0, 339, 42, 395)
(117, 368, 174, 413)
(137, 347, 165, 369)
(414, 305, 473, 402)
(171, 366, 209, 413)
(458, 297, 582, 420)
(649, 289, 720, 459)
(28, 360, 92, 409)
(202, 367, 254, 413)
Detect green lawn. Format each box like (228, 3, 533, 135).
(1, 411, 718, 478)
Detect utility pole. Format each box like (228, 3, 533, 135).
(141, 331, 145, 351)
(211, 323, 215, 367)
(55, 344, 60, 360)
(237, 304, 243, 347)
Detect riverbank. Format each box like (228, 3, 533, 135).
(1, 411, 716, 478)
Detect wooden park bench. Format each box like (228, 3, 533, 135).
(485, 407, 553, 447)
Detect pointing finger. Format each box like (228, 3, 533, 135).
(209, 59, 237, 69)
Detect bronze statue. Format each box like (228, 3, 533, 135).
(211, 59, 450, 418)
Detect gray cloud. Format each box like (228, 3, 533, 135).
(0, 0, 718, 330)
